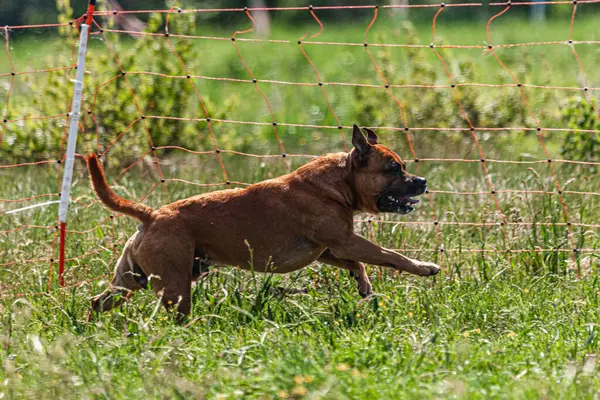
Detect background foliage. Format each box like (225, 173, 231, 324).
(2, 0, 598, 165)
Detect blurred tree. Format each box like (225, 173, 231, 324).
(107, 0, 146, 33)
(531, 0, 547, 22)
(0, 0, 514, 27)
(250, 0, 270, 37)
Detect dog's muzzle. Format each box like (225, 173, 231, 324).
(377, 180, 427, 214)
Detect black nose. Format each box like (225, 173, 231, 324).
(414, 177, 427, 186)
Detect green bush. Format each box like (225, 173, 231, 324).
(3, 1, 209, 167)
(561, 97, 599, 171)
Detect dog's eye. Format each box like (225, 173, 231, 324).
(390, 161, 402, 173)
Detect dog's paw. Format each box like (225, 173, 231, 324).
(350, 270, 373, 298)
(417, 261, 441, 276)
(358, 281, 373, 298)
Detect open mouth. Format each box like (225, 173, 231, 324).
(377, 192, 422, 214)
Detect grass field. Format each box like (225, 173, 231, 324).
(1, 8, 600, 399)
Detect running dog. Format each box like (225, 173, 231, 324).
(88, 125, 440, 320)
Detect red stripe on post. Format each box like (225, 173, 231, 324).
(85, 0, 96, 26)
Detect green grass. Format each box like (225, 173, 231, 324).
(1, 11, 600, 400)
(2, 265, 600, 398)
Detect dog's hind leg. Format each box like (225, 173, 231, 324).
(157, 275, 192, 324)
(140, 235, 194, 323)
(149, 270, 192, 324)
(318, 249, 372, 297)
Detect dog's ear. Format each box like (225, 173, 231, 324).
(363, 127, 379, 145)
(352, 124, 371, 156)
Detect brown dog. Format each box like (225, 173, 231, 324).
(88, 125, 440, 320)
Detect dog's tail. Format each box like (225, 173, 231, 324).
(87, 153, 154, 223)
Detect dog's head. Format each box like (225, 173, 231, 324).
(350, 125, 427, 215)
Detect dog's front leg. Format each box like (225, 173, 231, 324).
(321, 233, 440, 277)
(318, 249, 372, 297)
